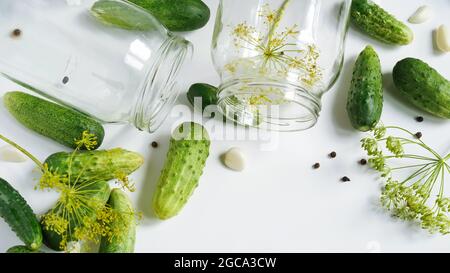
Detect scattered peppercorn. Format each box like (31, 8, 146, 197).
(151, 141, 158, 148)
(341, 176, 351, 182)
(313, 163, 320, 169)
(62, 76, 69, 84)
(415, 116, 424, 122)
(415, 132, 423, 139)
(359, 159, 367, 165)
(11, 29, 21, 38)
(329, 151, 337, 158)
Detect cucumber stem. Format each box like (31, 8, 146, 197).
(0, 133, 44, 170)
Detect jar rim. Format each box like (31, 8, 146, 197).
(132, 35, 192, 132)
(217, 78, 322, 132)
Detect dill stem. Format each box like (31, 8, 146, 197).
(0, 133, 44, 171)
(401, 163, 435, 185)
(266, 0, 291, 46)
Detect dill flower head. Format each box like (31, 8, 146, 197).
(362, 125, 450, 234)
(75, 131, 98, 150)
(37, 164, 68, 191)
(227, 1, 322, 86)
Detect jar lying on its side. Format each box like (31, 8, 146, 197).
(212, 0, 352, 131)
(0, 0, 192, 132)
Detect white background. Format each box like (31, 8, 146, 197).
(0, 0, 450, 253)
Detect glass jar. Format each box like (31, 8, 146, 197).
(212, 0, 351, 131)
(0, 0, 191, 132)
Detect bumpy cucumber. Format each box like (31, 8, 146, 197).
(346, 46, 383, 131)
(187, 83, 218, 112)
(393, 58, 450, 119)
(44, 148, 144, 183)
(152, 122, 210, 220)
(128, 0, 210, 32)
(42, 181, 111, 251)
(351, 0, 413, 45)
(6, 245, 44, 253)
(0, 178, 42, 250)
(3, 92, 104, 150)
(99, 189, 136, 253)
(91, 0, 156, 31)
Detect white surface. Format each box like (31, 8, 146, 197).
(1, 0, 450, 253)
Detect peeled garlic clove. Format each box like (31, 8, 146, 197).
(436, 25, 450, 52)
(222, 147, 246, 172)
(0, 145, 27, 163)
(408, 6, 433, 24)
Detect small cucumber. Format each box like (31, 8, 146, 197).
(91, 0, 156, 31)
(6, 245, 44, 253)
(0, 178, 42, 250)
(152, 122, 210, 220)
(99, 189, 136, 253)
(3, 92, 104, 150)
(44, 148, 144, 183)
(128, 0, 210, 32)
(187, 83, 218, 112)
(351, 0, 413, 45)
(393, 58, 450, 119)
(42, 181, 111, 251)
(346, 46, 383, 131)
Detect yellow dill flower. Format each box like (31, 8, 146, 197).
(227, 2, 322, 87)
(41, 213, 69, 235)
(74, 131, 98, 150)
(37, 164, 68, 191)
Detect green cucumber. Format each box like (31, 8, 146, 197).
(44, 148, 144, 183)
(346, 46, 383, 131)
(3, 92, 104, 150)
(128, 0, 210, 32)
(42, 181, 111, 251)
(6, 245, 44, 253)
(393, 58, 450, 119)
(187, 83, 218, 112)
(0, 178, 42, 250)
(91, 0, 156, 31)
(351, 0, 413, 45)
(152, 122, 210, 220)
(99, 189, 136, 253)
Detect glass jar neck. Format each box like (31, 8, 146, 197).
(217, 78, 322, 132)
(132, 35, 191, 132)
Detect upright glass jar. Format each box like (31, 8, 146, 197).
(212, 0, 351, 131)
(0, 0, 191, 132)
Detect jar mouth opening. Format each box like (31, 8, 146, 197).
(217, 79, 322, 132)
(133, 35, 192, 132)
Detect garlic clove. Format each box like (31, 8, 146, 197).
(0, 145, 27, 163)
(408, 6, 433, 24)
(222, 147, 246, 172)
(436, 25, 450, 52)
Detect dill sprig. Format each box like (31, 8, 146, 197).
(362, 125, 450, 234)
(0, 131, 140, 251)
(227, 2, 322, 89)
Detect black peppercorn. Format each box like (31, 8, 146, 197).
(62, 76, 69, 84)
(151, 141, 158, 148)
(341, 176, 351, 182)
(329, 151, 337, 158)
(415, 132, 423, 139)
(313, 163, 320, 169)
(11, 29, 21, 37)
(415, 116, 424, 122)
(359, 159, 367, 165)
